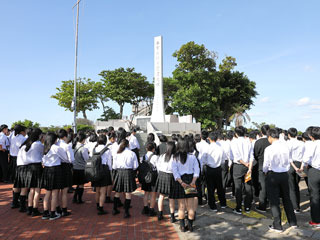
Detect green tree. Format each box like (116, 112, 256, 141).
(51, 78, 98, 119)
(97, 106, 121, 121)
(11, 119, 40, 129)
(99, 67, 151, 119)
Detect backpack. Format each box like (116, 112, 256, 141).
(138, 154, 158, 184)
(85, 146, 110, 182)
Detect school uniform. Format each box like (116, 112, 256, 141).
(91, 144, 112, 187)
(9, 134, 27, 182)
(14, 146, 31, 188)
(203, 142, 226, 209)
(140, 151, 158, 192)
(129, 134, 140, 161)
(304, 140, 320, 224)
(0, 132, 10, 182)
(196, 140, 209, 171)
(86, 141, 97, 157)
(253, 136, 271, 211)
(112, 147, 138, 193)
(41, 144, 68, 190)
(231, 137, 254, 211)
(171, 154, 200, 199)
(25, 141, 44, 188)
(57, 139, 74, 188)
(73, 142, 89, 185)
(263, 140, 297, 230)
(155, 154, 175, 195)
(287, 138, 305, 211)
(217, 140, 233, 189)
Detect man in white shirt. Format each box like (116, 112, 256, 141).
(128, 128, 140, 160)
(0, 124, 9, 183)
(231, 126, 253, 214)
(195, 130, 209, 171)
(287, 127, 305, 213)
(204, 132, 227, 211)
(263, 128, 297, 232)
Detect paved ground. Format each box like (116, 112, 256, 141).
(0, 180, 319, 239)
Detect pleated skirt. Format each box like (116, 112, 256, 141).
(113, 169, 137, 193)
(91, 165, 112, 187)
(170, 174, 197, 199)
(41, 165, 63, 190)
(61, 163, 73, 188)
(27, 163, 43, 188)
(155, 171, 174, 195)
(73, 169, 87, 185)
(8, 156, 17, 183)
(13, 165, 29, 188)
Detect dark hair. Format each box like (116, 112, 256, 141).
(147, 133, 155, 143)
(131, 128, 137, 133)
(194, 134, 201, 143)
(267, 128, 279, 139)
(159, 135, 168, 143)
(44, 132, 58, 155)
(201, 130, 208, 140)
(126, 132, 131, 138)
(288, 128, 298, 138)
(26, 128, 33, 136)
(108, 126, 114, 132)
(188, 133, 194, 139)
(302, 132, 311, 141)
(58, 129, 68, 139)
(14, 124, 26, 136)
(175, 137, 188, 164)
(66, 132, 74, 144)
(0, 124, 8, 132)
(235, 126, 246, 137)
(108, 132, 116, 140)
(208, 131, 218, 141)
(171, 134, 178, 142)
(116, 128, 127, 144)
(249, 131, 256, 140)
(187, 139, 196, 153)
(276, 128, 283, 134)
(146, 142, 156, 152)
(226, 130, 234, 140)
(72, 132, 86, 149)
(165, 141, 176, 162)
(311, 127, 320, 140)
(89, 133, 98, 142)
(261, 125, 270, 135)
(21, 128, 42, 152)
(117, 139, 129, 154)
(96, 134, 107, 147)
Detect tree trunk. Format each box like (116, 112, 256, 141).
(119, 103, 124, 119)
(82, 110, 87, 119)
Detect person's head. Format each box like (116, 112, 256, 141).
(226, 130, 234, 141)
(165, 141, 176, 162)
(261, 125, 270, 136)
(267, 128, 279, 144)
(306, 126, 314, 139)
(126, 132, 131, 138)
(58, 129, 68, 140)
(146, 141, 156, 153)
(72, 132, 86, 149)
(194, 134, 201, 143)
(235, 126, 246, 137)
(117, 139, 129, 154)
(249, 131, 257, 141)
(116, 128, 127, 144)
(22, 128, 42, 152)
(159, 135, 168, 143)
(302, 132, 311, 142)
(1, 124, 9, 135)
(208, 131, 218, 143)
(96, 134, 107, 146)
(131, 128, 137, 135)
(310, 127, 320, 140)
(26, 128, 33, 137)
(66, 132, 74, 144)
(44, 132, 58, 155)
(147, 133, 155, 143)
(288, 128, 298, 138)
(171, 134, 178, 142)
(89, 133, 98, 143)
(188, 133, 194, 140)
(201, 130, 208, 140)
(176, 137, 188, 164)
(14, 124, 26, 136)
(108, 132, 116, 143)
(108, 126, 114, 133)
(187, 139, 196, 153)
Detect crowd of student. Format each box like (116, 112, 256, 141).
(0, 123, 319, 233)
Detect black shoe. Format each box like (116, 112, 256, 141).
(27, 207, 33, 216)
(11, 202, 20, 209)
(32, 208, 42, 217)
(187, 219, 194, 232)
(179, 219, 187, 232)
(56, 206, 62, 215)
(42, 211, 50, 220)
(170, 213, 176, 223)
(11, 192, 20, 209)
(233, 208, 242, 215)
(49, 213, 61, 221)
(255, 206, 266, 213)
(142, 206, 149, 215)
(98, 207, 107, 215)
(19, 195, 27, 213)
(112, 209, 120, 215)
(149, 208, 157, 217)
(158, 211, 163, 221)
(124, 212, 131, 218)
(62, 208, 71, 217)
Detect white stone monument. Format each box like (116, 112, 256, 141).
(151, 36, 165, 122)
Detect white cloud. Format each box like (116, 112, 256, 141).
(296, 97, 311, 106)
(304, 65, 313, 72)
(259, 97, 269, 103)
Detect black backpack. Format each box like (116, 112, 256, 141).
(85, 145, 110, 182)
(138, 154, 158, 184)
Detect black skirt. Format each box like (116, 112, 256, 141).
(61, 163, 73, 188)
(113, 169, 137, 193)
(13, 165, 29, 188)
(91, 165, 112, 187)
(73, 169, 87, 185)
(41, 165, 63, 190)
(155, 171, 174, 195)
(27, 163, 43, 188)
(170, 174, 197, 199)
(8, 156, 17, 182)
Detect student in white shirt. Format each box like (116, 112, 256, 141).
(91, 134, 113, 215)
(306, 127, 320, 228)
(41, 132, 68, 221)
(128, 128, 140, 161)
(140, 142, 158, 217)
(0, 124, 10, 183)
(86, 133, 98, 157)
(57, 129, 74, 217)
(171, 138, 200, 233)
(112, 139, 139, 218)
(9, 125, 27, 209)
(155, 141, 177, 223)
(287, 127, 305, 213)
(263, 128, 297, 232)
(231, 126, 254, 214)
(105, 132, 116, 204)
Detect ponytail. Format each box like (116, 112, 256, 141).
(117, 139, 129, 154)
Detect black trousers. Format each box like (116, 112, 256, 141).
(233, 163, 252, 209)
(131, 148, 140, 163)
(205, 166, 226, 209)
(288, 161, 302, 210)
(252, 161, 260, 197)
(0, 150, 9, 182)
(308, 167, 320, 223)
(258, 170, 268, 210)
(221, 160, 229, 189)
(266, 172, 297, 230)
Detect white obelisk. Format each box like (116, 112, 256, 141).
(151, 36, 165, 122)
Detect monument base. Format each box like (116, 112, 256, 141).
(147, 122, 201, 135)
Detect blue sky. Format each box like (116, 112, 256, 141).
(1, 0, 319, 131)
